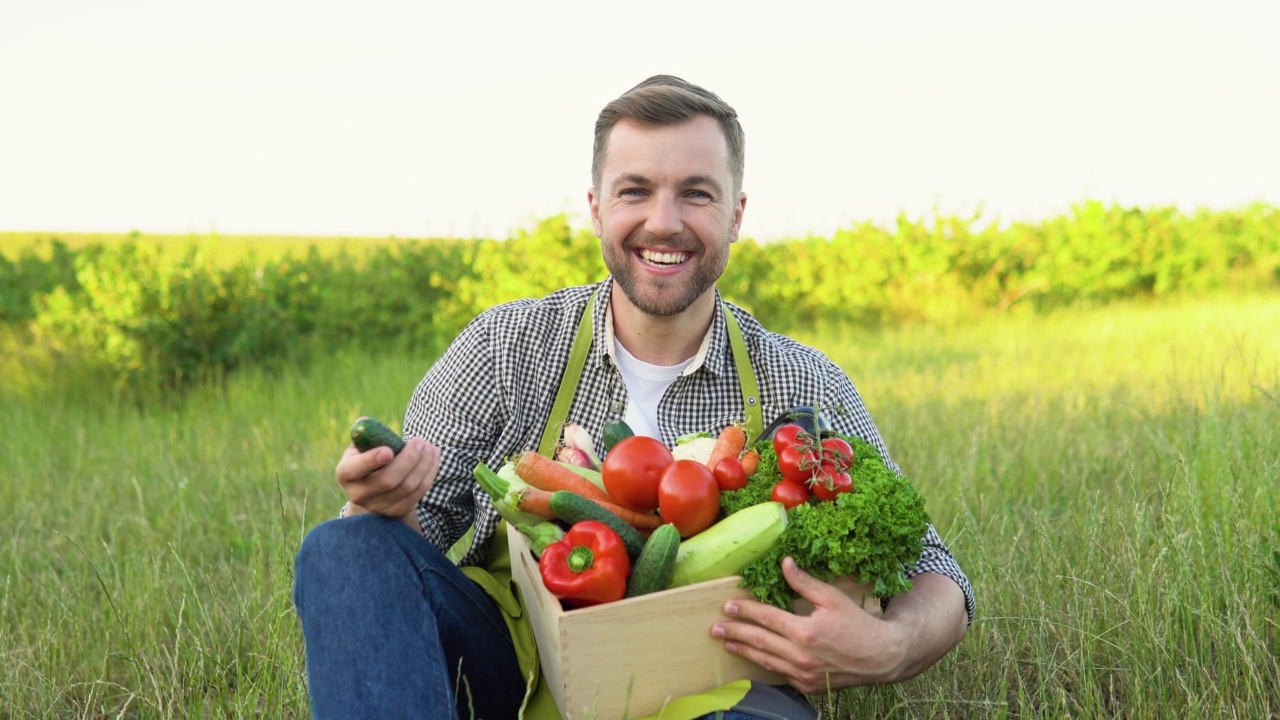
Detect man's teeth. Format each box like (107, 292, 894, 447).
(640, 250, 689, 265)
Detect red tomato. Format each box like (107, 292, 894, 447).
(772, 423, 806, 457)
(657, 460, 721, 537)
(770, 478, 810, 509)
(712, 457, 749, 491)
(809, 467, 853, 502)
(820, 437, 854, 471)
(776, 444, 817, 484)
(602, 435, 674, 512)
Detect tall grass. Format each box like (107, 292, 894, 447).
(2, 294, 1277, 718)
(804, 292, 1280, 718)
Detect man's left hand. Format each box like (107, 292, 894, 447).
(710, 557, 908, 694)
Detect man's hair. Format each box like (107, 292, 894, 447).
(592, 75, 745, 192)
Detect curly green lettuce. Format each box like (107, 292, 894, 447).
(734, 435, 930, 608)
(719, 441, 780, 514)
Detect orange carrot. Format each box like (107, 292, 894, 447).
(514, 488, 557, 519)
(595, 499, 664, 531)
(740, 448, 761, 476)
(515, 452, 613, 505)
(706, 423, 748, 471)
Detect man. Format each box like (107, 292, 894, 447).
(293, 75, 974, 719)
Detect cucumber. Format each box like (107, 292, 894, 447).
(547, 490, 647, 563)
(625, 523, 680, 598)
(670, 501, 788, 587)
(350, 417, 406, 454)
(601, 419, 635, 451)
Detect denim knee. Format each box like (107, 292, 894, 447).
(293, 515, 424, 604)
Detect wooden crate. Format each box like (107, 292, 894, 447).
(508, 529, 881, 719)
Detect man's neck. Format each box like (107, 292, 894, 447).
(609, 284, 716, 366)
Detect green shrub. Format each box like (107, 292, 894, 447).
(0, 238, 83, 325)
(33, 241, 315, 390)
(7, 203, 1280, 393)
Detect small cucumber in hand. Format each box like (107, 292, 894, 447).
(350, 417, 406, 454)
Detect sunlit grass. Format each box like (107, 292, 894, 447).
(797, 292, 1280, 717)
(2, 293, 1278, 718)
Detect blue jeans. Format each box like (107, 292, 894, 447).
(292, 514, 525, 720)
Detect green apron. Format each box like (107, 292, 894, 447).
(467, 289, 762, 719)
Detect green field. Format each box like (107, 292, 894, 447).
(2, 292, 1278, 718)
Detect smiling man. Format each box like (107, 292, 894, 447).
(292, 75, 974, 720)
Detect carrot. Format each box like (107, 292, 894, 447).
(706, 423, 748, 471)
(595, 499, 664, 531)
(515, 451, 613, 505)
(740, 448, 760, 476)
(514, 487, 557, 519)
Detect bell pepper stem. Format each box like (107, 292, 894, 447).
(567, 545, 594, 573)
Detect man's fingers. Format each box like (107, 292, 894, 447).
(718, 631, 800, 680)
(336, 443, 395, 485)
(782, 556, 847, 611)
(712, 615, 810, 684)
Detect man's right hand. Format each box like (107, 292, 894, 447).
(335, 437, 441, 531)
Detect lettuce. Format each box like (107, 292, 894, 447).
(734, 435, 930, 608)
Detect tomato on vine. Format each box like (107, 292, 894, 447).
(775, 444, 817, 484)
(772, 423, 807, 458)
(809, 465, 853, 502)
(820, 436, 854, 471)
(770, 478, 810, 509)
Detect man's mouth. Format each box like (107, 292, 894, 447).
(638, 249, 691, 267)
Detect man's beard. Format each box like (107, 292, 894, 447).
(603, 232, 730, 317)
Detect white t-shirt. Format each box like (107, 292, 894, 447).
(612, 339, 693, 440)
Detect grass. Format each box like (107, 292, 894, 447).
(2, 293, 1278, 718)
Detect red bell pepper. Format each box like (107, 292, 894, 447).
(538, 520, 631, 608)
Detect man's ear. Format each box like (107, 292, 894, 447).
(728, 190, 747, 243)
(588, 187, 602, 237)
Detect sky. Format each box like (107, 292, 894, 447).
(1, 0, 1278, 242)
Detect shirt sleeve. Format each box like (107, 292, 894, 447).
(401, 314, 505, 556)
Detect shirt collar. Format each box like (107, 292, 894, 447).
(595, 277, 731, 377)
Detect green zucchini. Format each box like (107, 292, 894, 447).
(625, 523, 680, 597)
(473, 462, 548, 528)
(514, 521, 567, 555)
(601, 419, 635, 451)
(547, 490, 647, 563)
(670, 501, 787, 587)
(350, 417, 406, 454)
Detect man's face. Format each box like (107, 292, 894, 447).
(589, 115, 746, 318)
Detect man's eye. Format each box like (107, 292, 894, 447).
(687, 190, 712, 201)
(619, 188, 645, 197)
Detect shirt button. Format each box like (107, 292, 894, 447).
(610, 401, 623, 414)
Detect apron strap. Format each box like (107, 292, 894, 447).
(536, 289, 762, 454)
(537, 288, 599, 456)
(722, 301, 763, 442)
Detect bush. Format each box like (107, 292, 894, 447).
(0, 238, 83, 326)
(33, 241, 316, 390)
(7, 203, 1280, 394)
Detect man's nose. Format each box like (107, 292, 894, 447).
(643, 193, 683, 237)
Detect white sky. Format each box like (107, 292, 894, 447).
(1, 0, 1278, 241)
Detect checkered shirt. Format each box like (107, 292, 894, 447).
(400, 277, 975, 621)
